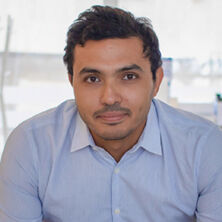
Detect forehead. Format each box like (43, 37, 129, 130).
(73, 37, 147, 69)
(76, 37, 143, 51)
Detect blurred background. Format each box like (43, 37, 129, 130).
(0, 0, 222, 156)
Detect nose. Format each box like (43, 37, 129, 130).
(100, 81, 122, 105)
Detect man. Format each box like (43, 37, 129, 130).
(0, 5, 222, 222)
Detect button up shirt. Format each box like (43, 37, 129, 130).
(0, 99, 222, 222)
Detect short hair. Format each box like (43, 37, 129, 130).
(63, 5, 162, 80)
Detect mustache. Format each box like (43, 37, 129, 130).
(93, 103, 131, 118)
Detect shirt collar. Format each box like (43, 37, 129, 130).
(138, 101, 162, 156)
(70, 112, 95, 152)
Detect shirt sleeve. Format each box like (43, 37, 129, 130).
(195, 126, 222, 222)
(0, 125, 43, 221)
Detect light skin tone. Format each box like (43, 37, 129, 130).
(69, 37, 163, 162)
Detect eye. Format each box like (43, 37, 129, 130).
(86, 76, 100, 83)
(123, 73, 137, 80)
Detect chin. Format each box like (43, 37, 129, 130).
(94, 128, 134, 141)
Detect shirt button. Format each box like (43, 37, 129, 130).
(114, 208, 120, 215)
(114, 167, 120, 174)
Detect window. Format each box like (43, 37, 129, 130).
(1, 0, 222, 155)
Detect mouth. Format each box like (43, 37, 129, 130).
(96, 111, 128, 124)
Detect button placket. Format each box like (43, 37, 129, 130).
(111, 165, 121, 221)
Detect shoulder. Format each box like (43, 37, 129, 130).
(2, 99, 78, 163)
(152, 99, 216, 136)
(153, 99, 222, 168)
(153, 99, 222, 187)
(153, 98, 222, 170)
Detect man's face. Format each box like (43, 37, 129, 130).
(70, 37, 163, 143)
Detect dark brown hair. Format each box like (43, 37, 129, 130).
(63, 5, 162, 80)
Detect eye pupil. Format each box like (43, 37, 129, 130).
(90, 76, 97, 82)
(127, 74, 133, 79)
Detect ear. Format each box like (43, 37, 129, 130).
(68, 74, 73, 86)
(153, 67, 164, 97)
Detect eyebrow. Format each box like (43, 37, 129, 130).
(79, 68, 101, 75)
(78, 64, 144, 76)
(116, 64, 143, 73)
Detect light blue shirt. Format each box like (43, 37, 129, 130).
(0, 99, 222, 222)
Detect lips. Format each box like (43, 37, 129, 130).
(97, 111, 128, 123)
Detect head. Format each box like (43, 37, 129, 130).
(63, 6, 163, 150)
(63, 5, 162, 81)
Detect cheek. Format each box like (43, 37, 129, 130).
(123, 87, 152, 116)
(74, 86, 99, 112)
(123, 87, 152, 105)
